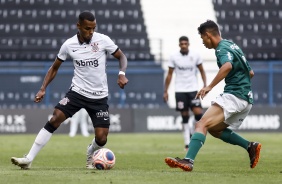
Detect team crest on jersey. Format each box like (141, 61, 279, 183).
(59, 97, 70, 105)
(91, 42, 99, 52)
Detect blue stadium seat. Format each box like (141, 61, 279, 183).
(0, 0, 154, 61)
(213, 0, 282, 60)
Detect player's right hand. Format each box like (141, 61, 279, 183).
(34, 89, 45, 103)
(195, 86, 212, 100)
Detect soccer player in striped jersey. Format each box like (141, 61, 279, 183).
(164, 36, 207, 151)
(165, 20, 261, 171)
(11, 11, 128, 169)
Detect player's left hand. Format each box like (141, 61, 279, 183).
(195, 86, 212, 99)
(117, 75, 128, 89)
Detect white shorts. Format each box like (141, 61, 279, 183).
(211, 93, 252, 129)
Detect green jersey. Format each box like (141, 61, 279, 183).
(215, 39, 253, 104)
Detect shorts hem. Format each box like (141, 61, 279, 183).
(94, 124, 110, 128)
(55, 106, 71, 119)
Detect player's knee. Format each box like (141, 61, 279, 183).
(182, 115, 189, 123)
(194, 114, 203, 121)
(194, 121, 208, 133)
(49, 110, 68, 128)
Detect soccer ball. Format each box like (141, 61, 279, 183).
(92, 148, 116, 170)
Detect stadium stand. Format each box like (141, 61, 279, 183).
(0, 0, 154, 61)
(213, 0, 282, 60)
(2, 0, 282, 107)
(0, 61, 164, 109)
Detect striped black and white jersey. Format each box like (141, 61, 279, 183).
(57, 33, 118, 99)
(168, 50, 203, 92)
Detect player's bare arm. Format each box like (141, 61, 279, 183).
(196, 62, 232, 99)
(197, 64, 207, 87)
(113, 49, 128, 89)
(34, 58, 62, 103)
(163, 67, 174, 102)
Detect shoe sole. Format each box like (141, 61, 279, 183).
(165, 158, 178, 168)
(11, 158, 30, 170)
(165, 158, 193, 171)
(251, 143, 262, 169)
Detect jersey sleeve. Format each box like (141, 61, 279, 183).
(57, 41, 68, 61)
(245, 60, 252, 71)
(196, 52, 203, 66)
(103, 35, 118, 55)
(167, 54, 175, 68)
(216, 49, 234, 65)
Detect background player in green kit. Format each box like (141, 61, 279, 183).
(165, 20, 261, 172)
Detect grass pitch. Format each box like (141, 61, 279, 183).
(1, 133, 282, 184)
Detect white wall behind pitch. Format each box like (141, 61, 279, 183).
(140, 0, 217, 62)
(141, 0, 224, 108)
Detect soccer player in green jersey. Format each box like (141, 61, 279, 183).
(165, 20, 261, 172)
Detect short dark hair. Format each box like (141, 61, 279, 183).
(79, 11, 95, 22)
(179, 36, 189, 42)
(198, 20, 220, 36)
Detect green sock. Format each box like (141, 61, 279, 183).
(185, 132, 206, 160)
(219, 128, 249, 150)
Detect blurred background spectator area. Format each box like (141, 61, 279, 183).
(0, 0, 154, 61)
(0, 0, 282, 108)
(213, 0, 282, 60)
